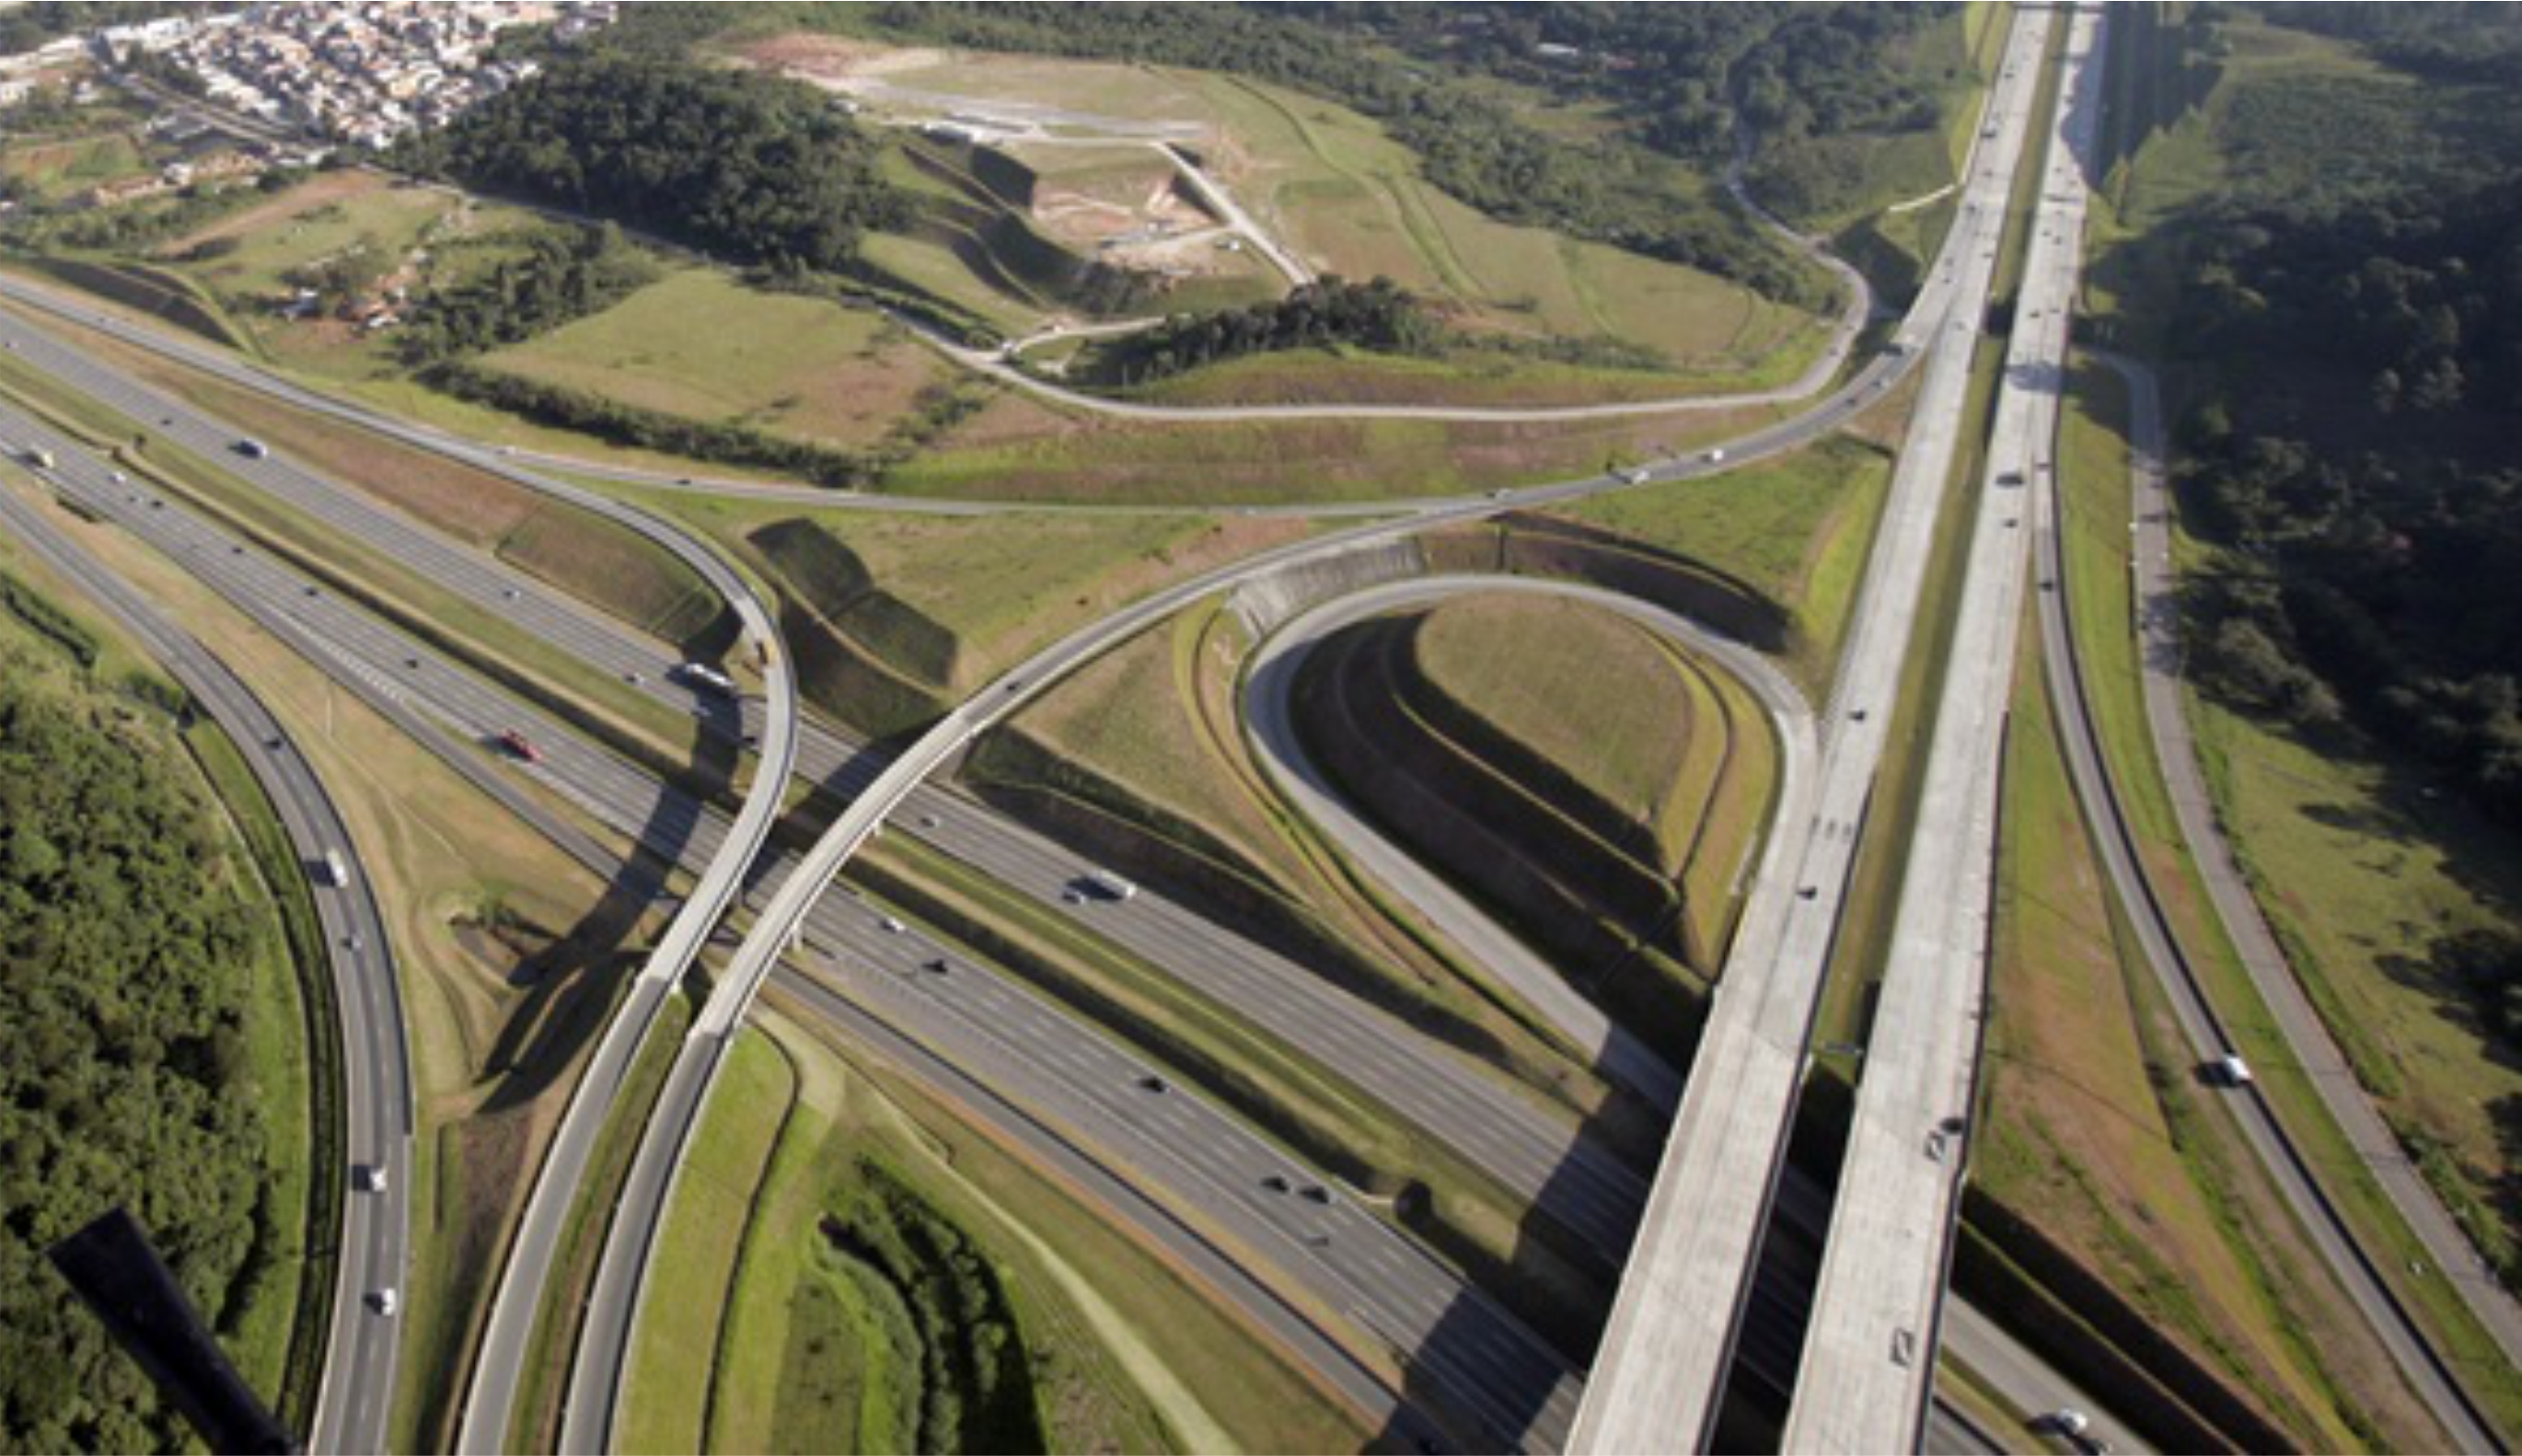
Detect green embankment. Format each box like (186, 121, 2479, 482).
(665, 1004, 1365, 1453)
(1292, 591, 1784, 1051)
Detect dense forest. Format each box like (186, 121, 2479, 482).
(393, 53, 908, 274)
(0, 645, 287, 1451)
(1098, 275, 1437, 386)
(2154, 11, 2522, 835)
(397, 223, 657, 365)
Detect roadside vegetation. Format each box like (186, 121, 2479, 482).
(631, 1003, 1370, 1454)
(1974, 620, 2443, 1452)
(2087, 2, 2522, 1300)
(0, 545, 313, 1450)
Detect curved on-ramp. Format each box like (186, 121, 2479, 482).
(0, 475, 412, 1455)
(450, 539, 798, 1454)
(1239, 572, 1820, 1115)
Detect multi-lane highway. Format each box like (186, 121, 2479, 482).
(0, 471, 411, 1455)
(0, 364, 1604, 1450)
(1780, 10, 2107, 1449)
(1569, 11, 2059, 1450)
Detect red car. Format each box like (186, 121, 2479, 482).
(499, 730, 542, 764)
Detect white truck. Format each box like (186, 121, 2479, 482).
(22, 446, 54, 469)
(1087, 868, 1139, 902)
(677, 661, 738, 697)
(320, 849, 350, 888)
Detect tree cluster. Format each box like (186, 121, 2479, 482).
(2162, 19, 2522, 826)
(397, 223, 656, 364)
(821, 1160, 1042, 1455)
(0, 658, 281, 1452)
(1101, 274, 1436, 385)
(393, 53, 908, 274)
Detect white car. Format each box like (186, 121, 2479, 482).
(355, 1163, 388, 1195)
(372, 1288, 399, 1316)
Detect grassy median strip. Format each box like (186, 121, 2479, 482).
(617, 1026, 797, 1453)
(507, 987, 690, 1454)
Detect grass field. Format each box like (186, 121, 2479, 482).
(1980, 617, 2434, 1451)
(890, 397, 1770, 505)
(1189, 72, 1823, 371)
(1547, 432, 1895, 682)
(1413, 595, 1702, 865)
(0, 130, 147, 205)
(686, 999, 1371, 1453)
(479, 270, 958, 451)
(1393, 590, 1778, 974)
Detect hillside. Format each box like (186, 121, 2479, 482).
(1292, 593, 1776, 1046)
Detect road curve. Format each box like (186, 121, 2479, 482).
(450, 531, 797, 1451)
(2030, 352, 2511, 1446)
(1, 350, 1579, 1453)
(0, 469, 411, 1455)
(1241, 572, 1822, 1115)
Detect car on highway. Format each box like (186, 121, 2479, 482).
(355, 1164, 389, 1195)
(234, 438, 270, 459)
(2214, 1053, 2254, 1087)
(371, 1288, 399, 1316)
(1706, 447, 1729, 465)
(498, 730, 542, 764)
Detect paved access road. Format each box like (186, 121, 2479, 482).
(0, 382, 1595, 1451)
(1569, 11, 2059, 1449)
(1782, 9, 2107, 1449)
(2014, 343, 2508, 1449)
(0, 447, 411, 1454)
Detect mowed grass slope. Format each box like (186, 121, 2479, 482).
(1411, 595, 1703, 868)
(678, 1001, 1360, 1454)
(478, 270, 957, 450)
(1980, 615, 2445, 1452)
(1297, 591, 1778, 1043)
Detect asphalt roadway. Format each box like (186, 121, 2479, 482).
(1568, 10, 2060, 1449)
(0, 473, 411, 1456)
(1782, 9, 2107, 1449)
(2015, 340, 2508, 1450)
(0, 379, 1602, 1450)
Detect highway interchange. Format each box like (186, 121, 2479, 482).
(3, 5, 2516, 1449)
